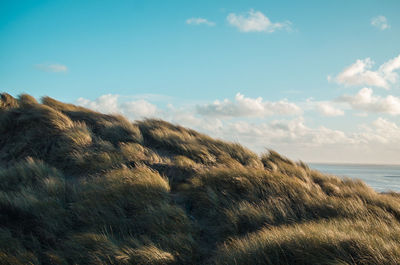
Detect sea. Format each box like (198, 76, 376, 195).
(309, 163, 400, 193)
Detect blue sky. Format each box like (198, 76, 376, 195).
(1, 0, 400, 163)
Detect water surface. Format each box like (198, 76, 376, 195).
(309, 163, 400, 193)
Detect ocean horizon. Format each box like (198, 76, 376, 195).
(309, 163, 400, 193)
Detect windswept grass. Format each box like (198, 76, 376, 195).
(1, 93, 400, 264)
(214, 217, 400, 265)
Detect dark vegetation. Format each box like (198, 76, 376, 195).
(1, 92, 400, 264)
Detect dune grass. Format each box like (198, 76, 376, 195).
(1, 93, 400, 264)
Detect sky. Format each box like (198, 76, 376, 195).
(1, 0, 400, 164)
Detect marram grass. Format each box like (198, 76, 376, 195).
(1, 92, 400, 264)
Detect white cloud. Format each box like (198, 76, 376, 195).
(359, 117, 400, 144)
(35, 63, 68, 73)
(334, 58, 387, 88)
(316, 102, 345, 117)
(338, 87, 400, 115)
(371, 15, 390, 30)
(333, 55, 400, 89)
(372, 117, 400, 141)
(220, 117, 355, 148)
(76, 94, 158, 119)
(77, 94, 119, 114)
(379, 54, 400, 84)
(227, 9, 291, 33)
(121, 99, 158, 118)
(196, 93, 302, 118)
(186, 17, 215, 26)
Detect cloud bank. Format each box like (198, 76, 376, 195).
(75, 91, 400, 163)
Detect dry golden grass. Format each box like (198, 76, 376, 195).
(214, 217, 400, 265)
(1, 92, 400, 264)
(0, 93, 19, 109)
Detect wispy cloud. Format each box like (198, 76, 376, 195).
(35, 63, 68, 73)
(186, 17, 215, 26)
(371, 15, 390, 30)
(332, 54, 400, 89)
(227, 9, 291, 33)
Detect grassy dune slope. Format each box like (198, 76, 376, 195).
(1, 93, 400, 264)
